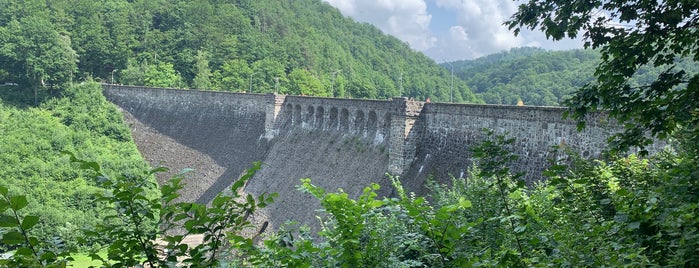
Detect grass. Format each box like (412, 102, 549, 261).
(68, 251, 105, 267)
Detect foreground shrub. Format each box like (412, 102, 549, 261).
(2, 132, 696, 267)
(1, 158, 276, 267)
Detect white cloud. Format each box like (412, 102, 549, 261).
(449, 25, 468, 41)
(325, 0, 584, 61)
(427, 0, 584, 61)
(433, 0, 521, 58)
(323, 0, 437, 51)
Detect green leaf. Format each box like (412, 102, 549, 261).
(0, 186, 7, 195)
(3, 231, 26, 245)
(0, 215, 18, 227)
(458, 197, 472, 209)
(439, 205, 458, 214)
(88, 253, 104, 261)
(15, 247, 34, 256)
(28, 237, 38, 247)
(9, 195, 27, 211)
(115, 191, 133, 200)
(21, 215, 39, 230)
(148, 166, 170, 176)
(212, 196, 229, 207)
(40, 251, 56, 261)
(184, 220, 198, 230)
(231, 178, 248, 193)
(369, 200, 383, 208)
(81, 161, 101, 172)
(173, 213, 190, 222)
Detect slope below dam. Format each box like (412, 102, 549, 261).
(103, 84, 625, 230)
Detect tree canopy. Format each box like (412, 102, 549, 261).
(507, 0, 699, 152)
(0, 0, 480, 103)
(447, 47, 699, 107)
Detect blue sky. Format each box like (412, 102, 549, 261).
(323, 0, 584, 62)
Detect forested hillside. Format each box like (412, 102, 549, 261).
(450, 47, 699, 106)
(0, 83, 155, 251)
(0, 0, 480, 103)
(1, 0, 697, 266)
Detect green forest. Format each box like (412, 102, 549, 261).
(0, 0, 479, 103)
(0, 83, 156, 253)
(447, 47, 699, 106)
(1, 0, 698, 267)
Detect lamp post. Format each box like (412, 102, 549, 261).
(445, 61, 454, 103)
(274, 77, 279, 93)
(249, 71, 258, 93)
(399, 72, 403, 97)
(331, 69, 341, 97)
(111, 69, 118, 84)
(176, 71, 182, 89)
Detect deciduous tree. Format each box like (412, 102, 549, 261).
(213, 59, 252, 92)
(507, 0, 699, 152)
(288, 68, 325, 96)
(192, 50, 212, 90)
(0, 15, 78, 105)
(143, 62, 183, 88)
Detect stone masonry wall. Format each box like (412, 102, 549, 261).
(399, 103, 616, 193)
(102, 85, 626, 229)
(102, 85, 274, 204)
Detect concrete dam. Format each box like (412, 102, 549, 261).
(102, 84, 618, 230)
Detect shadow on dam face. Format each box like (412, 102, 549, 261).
(103, 85, 397, 232)
(103, 86, 271, 204)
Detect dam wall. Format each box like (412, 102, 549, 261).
(102, 84, 623, 229)
(102, 85, 273, 204)
(400, 103, 614, 192)
(246, 95, 402, 226)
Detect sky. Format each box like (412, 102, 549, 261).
(322, 0, 584, 62)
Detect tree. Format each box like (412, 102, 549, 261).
(192, 50, 212, 89)
(251, 58, 286, 93)
(68, 0, 135, 79)
(507, 0, 699, 152)
(120, 58, 147, 86)
(213, 59, 251, 92)
(0, 15, 78, 105)
(288, 68, 325, 96)
(143, 62, 183, 88)
(346, 75, 377, 99)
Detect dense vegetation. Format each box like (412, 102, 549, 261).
(0, 0, 479, 103)
(0, 83, 154, 252)
(1, 0, 697, 266)
(448, 47, 699, 106)
(507, 0, 698, 153)
(2, 130, 697, 267)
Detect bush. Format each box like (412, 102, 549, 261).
(2, 127, 696, 267)
(1, 160, 276, 267)
(0, 82, 151, 251)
